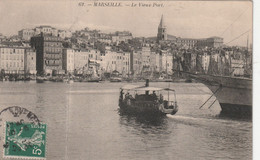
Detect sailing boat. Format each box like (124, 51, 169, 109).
(190, 46, 252, 115)
(86, 64, 100, 82)
(191, 72, 252, 114)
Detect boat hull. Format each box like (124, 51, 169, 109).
(206, 84, 252, 107)
(220, 103, 252, 115)
(192, 74, 252, 115)
(36, 78, 45, 83)
(110, 79, 122, 82)
(110, 77, 122, 82)
(87, 80, 100, 82)
(119, 101, 178, 116)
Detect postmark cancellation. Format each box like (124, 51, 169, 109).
(0, 106, 47, 159)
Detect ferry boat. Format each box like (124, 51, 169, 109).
(110, 70, 122, 82)
(119, 80, 178, 115)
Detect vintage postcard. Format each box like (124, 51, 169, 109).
(0, 0, 253, 159)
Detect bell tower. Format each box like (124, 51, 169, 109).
(157, 14, 167, 42)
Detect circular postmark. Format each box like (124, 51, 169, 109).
(0, 106, 46, 159)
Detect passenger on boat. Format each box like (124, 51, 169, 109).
(159, 94, 163, 103)
(164, 100, 169, 109)
(152, 91, 157, 99)
(120, 89, 124, 99)
(125, 92, 130, 99)
(151, 91, 157, 101)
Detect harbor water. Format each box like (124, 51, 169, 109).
(0, 82, 252, 160)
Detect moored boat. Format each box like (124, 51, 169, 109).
(119, 80, 178, 115)
(67, 79, 74, 84)
(87, 78, 100, 82)
(190, 73, 252, 115)
(110, 77, 122, 82)
(36, 76, 45, 83)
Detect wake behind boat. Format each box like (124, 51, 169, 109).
(119, 80, 178, 116)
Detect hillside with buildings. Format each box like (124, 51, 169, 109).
(0, 15, 252, 81)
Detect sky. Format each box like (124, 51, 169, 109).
(0, 0, 253, 46)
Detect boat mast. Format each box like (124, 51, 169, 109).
(168, 83, 170, 101)
(166, 52, 168, 78)
(246, 34, 249, 70)
(229, 50, 232, 76)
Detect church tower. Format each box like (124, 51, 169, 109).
(157, 15, 167, 42)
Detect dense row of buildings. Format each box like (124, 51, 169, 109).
(0, 46, 36, 75)
(0, 15, 249, 78)
(18, 26, 72, 40)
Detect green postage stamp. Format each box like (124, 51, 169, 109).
(4, 122, 47, 159)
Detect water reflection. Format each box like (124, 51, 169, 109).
(118, 109, 168, 126)
(117, 109, 177, 160)
(118, 109, 173, 137)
